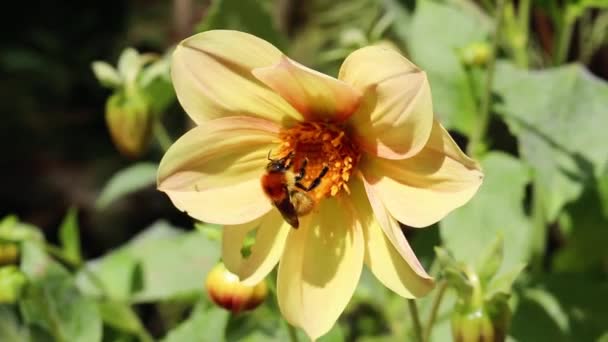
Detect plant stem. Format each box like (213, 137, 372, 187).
(153, 119, 172, 152)
(423, 281, 448, 342)
(467, 0, 506, 157)
(285, 322, 300, 342)
(530, 180, 547, 272)
(514, 0, 531, 68)
(553, 9, 575, 65)
(408, 299, 423, 342)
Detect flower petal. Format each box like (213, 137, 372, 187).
(222, 210, 290, 286)
(277, 197, 363, 340)
(339, 45, 433, 159)
(361, 120, 483, 228)
(351, 178, 433, 298)
(157, 116, 279, 224)
(252, 56, 362, 122)
(172, 30, 303, 124)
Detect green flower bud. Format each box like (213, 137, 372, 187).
(460, 42, 492, 67)
(105, 90, 152, 158)
(0, 242, 19, 266)
(205, 263, 267, 314)
(0, 266, 27, 304)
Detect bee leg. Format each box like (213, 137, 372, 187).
(295, 158, 308, 182)
(299, 165, 329, 192)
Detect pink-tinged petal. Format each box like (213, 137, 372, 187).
(157, 116, 279, 224)
(339, 45, 433, 159)
(277, 197, 363, 340)
(222, 210, 290, 286)
(361, 120, 483, 228)
(172, 30, 303, 124)
(351, 178, 433, 298)
(252, 56, 362, 122)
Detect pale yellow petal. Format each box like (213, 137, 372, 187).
(253, 56, 362, 122)
(222, 210, 290, 286)
(172, 30, 303, 124)
(339, 45, 433, 159)
(277, 197, 363, 340)
(361, 120, 483, 228)
(351, 178, 433, 298)
(158, 116, 279, 224)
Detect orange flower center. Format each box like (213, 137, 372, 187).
(277, 121, 360, 201)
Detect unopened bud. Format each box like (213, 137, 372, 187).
(105, 91, 152, 158)
(451, 295, 511, 342)
(205, 263, 267, 314)
(0, 266, 27, 304)
(0, 242, 19, 265)
(460, 42, 492, 67)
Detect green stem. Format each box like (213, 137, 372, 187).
(153, 119, 172, 152)
(554, 9, 575, 65)
(514, 0, 530, 68)
(408, 299, 423, 342)
(285, 322, 300, 342)
(423, 281, 448, 342)
(530, 180, 547, 272)
(467, 0, 506, 157)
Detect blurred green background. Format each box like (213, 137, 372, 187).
(1, 0, 608, 341)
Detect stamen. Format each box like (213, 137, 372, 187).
(277, 122, 360, 202)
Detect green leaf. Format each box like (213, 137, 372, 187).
(91, 61, 122, 89)
(476, 234, 504, 285)
(511, 275, 608, 341)
(0, 306, 30, 342)
(59, 207, 81, 264)
(81, 221, 220, 303)
(0, 216, 43, 243)
(552, 189, 608, 272)
(196, 0, 287, 50)
(406, 0, 491, 136)
(494, 62, 608, 221)
(485, 263, 526, 300)
(19, 242, 102, 342)
(440, 152, 533, 271)
(162, 301, 229, 342)
(138, 56, 175, 115)
(96, 163, 158, 210)
(97, 301, 144, 334)
(77, 250, 139, 301)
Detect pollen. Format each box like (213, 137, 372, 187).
(277, 121, 360, 201)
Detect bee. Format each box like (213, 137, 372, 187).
(260, 152, 329, 228)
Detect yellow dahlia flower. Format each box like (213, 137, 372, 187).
(158, 30, 483, 340)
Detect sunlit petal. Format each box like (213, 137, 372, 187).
(339, 45, 433, 159)
(253, 56, 362, 122)
(352, 178, 434, 297)
(158, 116, 279, 224)
(277, 197, 364, 340)
(172, 30, 303, 124)
(222, 210, 290, 286)
(361, 120, 483, 228)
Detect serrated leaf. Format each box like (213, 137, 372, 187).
(162, 301, 229, 342)
(0, 306, 30, 342)
(440, 152, 533, 271)
(97, 301, 144, 334)
(19, 242, 102, 342)
(494, 62, 608, 221)
(91, 61, 122, 89)
(59, 207, 81, 264)
(96, 163, 158, 210)
(407, 0, 491, 136)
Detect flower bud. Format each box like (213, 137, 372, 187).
(0, 266, 27, 304)
(460, 42, 492, 67)
(105, 91, 152, 158)
(0, 242, 19, 266)
(205, 263, 267, 314)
